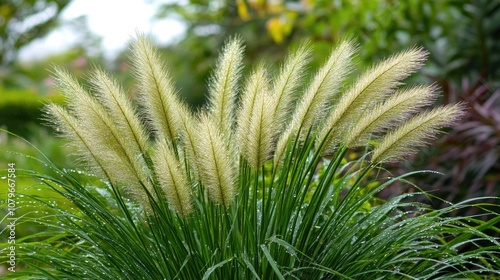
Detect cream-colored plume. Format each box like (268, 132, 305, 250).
(153, 141, 192, 216)
(270, 42, 312, 134)
(344, 85, 438, 147)
(132, 35, 189, 143)
(236, 64, 276, 169)
(317, 47, 428, 154)
(195, 114, 237, 207)
(207, 37, 244, 140)
(45, 35, 463, 215)
(45, 96, 152, 204)
(274, 40, 355, 165)
(90, 67, 150, 157)
(371, 104, 464, 163)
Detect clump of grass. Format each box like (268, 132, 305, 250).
(4, 36, 500, 279)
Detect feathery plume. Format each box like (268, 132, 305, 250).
(290, 39, 355, 135)
(345, 85, 438, 147)
(270, 42, 312, 132)
(195, 114, 237, 207)
(318, 47, 428, 152)
(44, 103, 113, 179)
(274, 40, 355, 166)
(45, 104, 151, 204)
(370, 104, 464, 163)
(153, 141, 192, 216)
(52, 68, 153, 202)
(90, 67, 150, 156)
(53, 69, 129, 161)
(207, 37, 244, 139)
(236, 64, 276, 168)
(132, 35, 200, 170)
(131, 35, 186, 143)
(47, 36, 464, 218)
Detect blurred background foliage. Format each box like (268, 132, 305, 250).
(1, 0, 499, 241)
(0, 0, 71, 68)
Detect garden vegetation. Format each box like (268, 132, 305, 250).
(5, 35, 500, 279)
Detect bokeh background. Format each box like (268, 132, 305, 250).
(1, 0, 499, 245)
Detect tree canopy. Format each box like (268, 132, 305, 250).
(0, 0, 71, 67)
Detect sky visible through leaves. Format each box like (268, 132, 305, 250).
(18, 0, 185, 61)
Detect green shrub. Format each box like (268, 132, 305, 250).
(3, 36, 499, 279)
(0, 89, 63, 137)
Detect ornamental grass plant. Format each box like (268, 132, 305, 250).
(3, 36, 500, 279)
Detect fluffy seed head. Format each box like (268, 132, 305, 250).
(153, 141, 192, 216)
(371, 103, 465, 163)
(236, 64, 276, 168)
(132, 35, 186, 143)
(46, 36, 463, 217)
(344, 85, 438, 147)
(275, 40, 356, 163)
(195, 114, 237, 206)
(318, 47, 428, 153)
(207, 37, 245, 139)
(270, 42, 312, 132)
(290, 39, 356, 136)
(90, 67, 150, 156)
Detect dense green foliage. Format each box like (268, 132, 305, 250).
(7, 139, 500, 279)
(0, 89, 63, 136)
